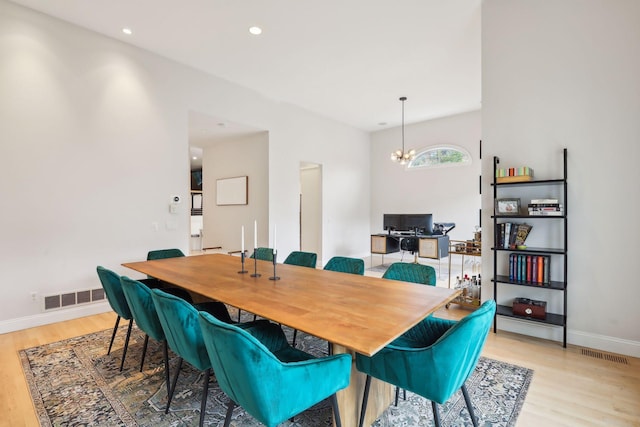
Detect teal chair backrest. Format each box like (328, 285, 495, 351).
(96, 266, 132, 320)
(250, 247, 274, 262)
(120, 277, 165, 342)
(323, 256, 365, 275)
(283, 251, 317, 268)
(382, 262, 436, 285)
(198, 312, 351, 427)
(150, 289, 211, 371)
(147, 248, 185, 260)
(356, 300, 496, 404)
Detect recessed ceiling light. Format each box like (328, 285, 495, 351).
(192, 156, 198, 160)
(122, 28, 133, 35)
(249, 26, 262, 35)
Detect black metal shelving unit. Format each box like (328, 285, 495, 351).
(491, 148, 568, 347)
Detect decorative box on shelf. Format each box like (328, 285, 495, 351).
(495, 166, 533, 183)
(512, 297, 547, 319)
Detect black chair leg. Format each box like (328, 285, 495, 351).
(199, 368, 211, 427)
(358, 375, 372, 427)
(331, 393, 343, 427)
(166, 357, 183, 414)
(223, 400, 237, 427)
(461, 384, 479, 427)
(118, 318, 133, 372)
(292, 329, 298, 347)
(139, 334, 149, 372)
(237, 308, 242, 322)
(431, 401, 441, 427)
(107, 315, 121, 355)
(394, 386, 399, 406)
(162, 341, 170, 400)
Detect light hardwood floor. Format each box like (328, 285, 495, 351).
(1, 307, 638, 426)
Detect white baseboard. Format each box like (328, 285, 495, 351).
(497, 317, 640, 358)
(0, 302, 112, 334)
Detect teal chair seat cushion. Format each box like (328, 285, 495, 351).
(198, 312, 351, 427)
(356, 300, 496, 404)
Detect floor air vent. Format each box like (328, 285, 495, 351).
(44, 288, 105, 311)
(581, 348, 628, 365)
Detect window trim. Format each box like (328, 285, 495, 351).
(406, 144, 472, 170)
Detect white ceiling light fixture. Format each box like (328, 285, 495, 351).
(390, 96, 415, 165)
(249, 26, 262, 35)
(122, 28, 132, 35)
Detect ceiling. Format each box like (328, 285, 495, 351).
(10, 0, 481, 146)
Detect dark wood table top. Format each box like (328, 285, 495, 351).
(123, 253, 460, 356)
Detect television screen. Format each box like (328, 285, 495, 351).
(191, 169, 202, 191)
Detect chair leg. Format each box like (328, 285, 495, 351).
(199, 368, 211, 427)
(394, 386, 399, 406)
(223, 400, 237, 427)
(118, 318, 133, 372)
(166, 357, 183, 414)
(139, 334, 149, 372)
(162, 341, 170, 400)
(431, 401, 441, 427)
(358, 375, 372, 427)
(331, 393, 343, 427)
(292, 329, 298, 347)
(461, 384, 479, 427)
(237, 308, 241, 322)
(107, 315, 121, 355)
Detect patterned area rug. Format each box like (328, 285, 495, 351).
(20, 315, 532, 427)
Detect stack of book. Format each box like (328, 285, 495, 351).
(509, 254, 550, 284)
(496, 222, 532, 249)
(495, 166, 533, 183)
(528, 198, 563, 216)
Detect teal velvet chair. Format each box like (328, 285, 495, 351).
(283, 250, 317, 345)
(382, 262, 436, 286)
(96, 266, 133, 372)
(323, 256, 365, 275)
(120, 276, 172, 394)
(198, 312, 352, 427)
(150, 288, 223, 427)
(355, 300, 496, 427)
(283, 251, 317, 268)
(250, 247, 274, 262)
(141, 248, 186, 289)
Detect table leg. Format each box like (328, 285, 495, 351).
(332, 344, 394, 427)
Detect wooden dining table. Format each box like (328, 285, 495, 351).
(123, 253, 460, 427)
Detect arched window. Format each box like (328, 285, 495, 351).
(407, 145, 472, 169)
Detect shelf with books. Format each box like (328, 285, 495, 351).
(492, 148, 568, 347)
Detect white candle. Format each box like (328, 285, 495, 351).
(241, 226, 245, 253)
(254, 220, 258, 248)
(273, 225, 277, 254)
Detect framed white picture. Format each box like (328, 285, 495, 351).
(216, 176, 248, 206)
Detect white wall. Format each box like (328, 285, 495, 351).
(482, 0, 640, 356)
(370, 110, 482, 242)
(0, 1, 370, 332)
(201, 133, 269, 252)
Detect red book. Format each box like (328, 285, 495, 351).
(526, 256, 532, 282)
(537, 256, 544, 284)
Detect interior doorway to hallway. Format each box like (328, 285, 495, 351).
(299, 162, 322, 266)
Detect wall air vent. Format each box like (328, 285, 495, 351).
(43, 288, 106, 311)
(581, 348, 628, 365)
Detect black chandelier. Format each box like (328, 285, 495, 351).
(390, 96, 415, 164)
